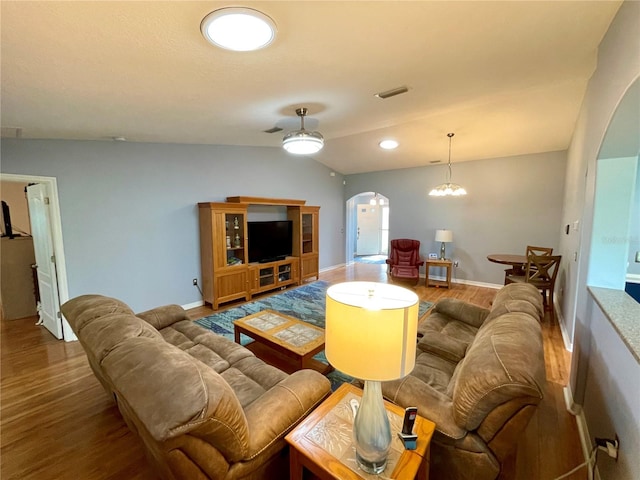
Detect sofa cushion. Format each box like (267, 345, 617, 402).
(417, 331, 469, 363)
(432, 298, 490, 328)
(102, 336, 251, 462)
(160, 320, 256, 372)
(451, 313, 545, 431)
(79, 313, 162, 364)
(62, 294, 134, 334)
(160, 326, 196, 350)
(491, 283, 544, 318)
(137, 304, 189, 330)
(418, 310, 478, 345)
(411, 350, 458, 394)
(222, 356, 288, 408)
(483, 299, 541, 325)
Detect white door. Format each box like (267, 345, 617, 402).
(356, 204, 381, 255)
(26, 183, 63, 339)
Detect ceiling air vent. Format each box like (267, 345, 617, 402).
(263, 126, 283, 134)
(374, 86, 409, 99)
(1, 127, 23, 138)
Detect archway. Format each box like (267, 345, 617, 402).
(345, 192, 390, 265)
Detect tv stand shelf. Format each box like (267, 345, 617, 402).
(249, 257, 299, 295)
(198, 198, 320, 310)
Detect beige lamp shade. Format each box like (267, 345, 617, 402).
(435, 229, 453, 243)
(325, 282, 419, 381)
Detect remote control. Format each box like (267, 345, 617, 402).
(402, 407, 418, 435)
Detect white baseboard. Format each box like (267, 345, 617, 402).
(451, 277, 502, 289)
(563, 387, 603, 480)
(563, 385, 582, 416)
(182, 300, 204, 310)
(554, 298, 574, 352)
(320, 263, 346, 272)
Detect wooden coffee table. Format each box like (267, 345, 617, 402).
(286, 383, 435, 480)
(233, 310, 331, 374)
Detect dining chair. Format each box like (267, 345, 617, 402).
(526, 245, 554, 257)
(505, 255, 562, 318)
(503, 245, 553, 284)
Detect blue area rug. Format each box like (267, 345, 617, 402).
(195, 280, 433, 390)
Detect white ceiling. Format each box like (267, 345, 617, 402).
(0, 1, 622, 174)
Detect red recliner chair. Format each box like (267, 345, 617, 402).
(385, 239, 424, 285)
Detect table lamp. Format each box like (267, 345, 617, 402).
(325, 282, 419, 474)
(435, 229, 453, 260)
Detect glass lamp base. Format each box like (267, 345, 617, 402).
(440, 242, 446, 260)
(356, 451, 387, 474)
(353, 380, 391, 475)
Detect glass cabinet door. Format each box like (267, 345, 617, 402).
(225, 213, 245, 266)
(302, 213, 314, 254)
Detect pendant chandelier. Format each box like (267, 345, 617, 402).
(282, 107, 324, 155)
(429, 133, 467, 197)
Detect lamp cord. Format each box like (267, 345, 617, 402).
(552, 444, 598, 480)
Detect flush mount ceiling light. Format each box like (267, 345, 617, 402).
(200, 7, 276, 52)
(282, 107, 324, 155)
(429, 133, 467, 197)
(379, 139, 399, 150)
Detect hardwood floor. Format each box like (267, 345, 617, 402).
(1, 263, 584, 479)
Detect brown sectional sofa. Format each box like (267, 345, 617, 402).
(382, 283, 546, 480)
(61, 295, 331, 480)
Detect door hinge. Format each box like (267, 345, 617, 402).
(44, 197, 50, 205)
(51, 255, 56, 263)
(57, 311, 62, 319)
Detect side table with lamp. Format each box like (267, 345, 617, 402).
(286, 282, 435, 479)
(426, 230, 453, 288)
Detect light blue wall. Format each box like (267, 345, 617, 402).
(582, 291, 639, 480)
(345, 150, 566, 286)
(562, 2, 640, 479)
(589, 156, 638, 289)
(0, 139, 346, 311)
(627, 161, 640, 277)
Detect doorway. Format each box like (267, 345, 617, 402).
(0, 173, 73, 340)
(346, 192, 390, 265)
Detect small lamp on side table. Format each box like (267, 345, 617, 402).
(325, 282, 419, 475)
(435, 229, 453, 260)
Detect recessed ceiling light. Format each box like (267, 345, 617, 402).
(379, 139, 399, 150)
(200, 7, 276, 52)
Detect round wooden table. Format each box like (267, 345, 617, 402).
(487, 254, 528, 276)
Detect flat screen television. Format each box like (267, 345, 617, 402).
(248, 220, 293, 263)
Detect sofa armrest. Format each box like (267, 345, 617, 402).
(243, 369, 331, 460)
(137, 304, 190, 330)
(433, 298, 490, 328)
(382, 375, 466, 440)
(417, 332, 469, 363)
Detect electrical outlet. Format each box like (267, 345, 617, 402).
(595, 436, 619, 460)
(192, 278, 198, 286)
(453, 261, 459, 267)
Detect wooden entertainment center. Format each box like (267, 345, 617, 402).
(198, 196, 320, 310)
